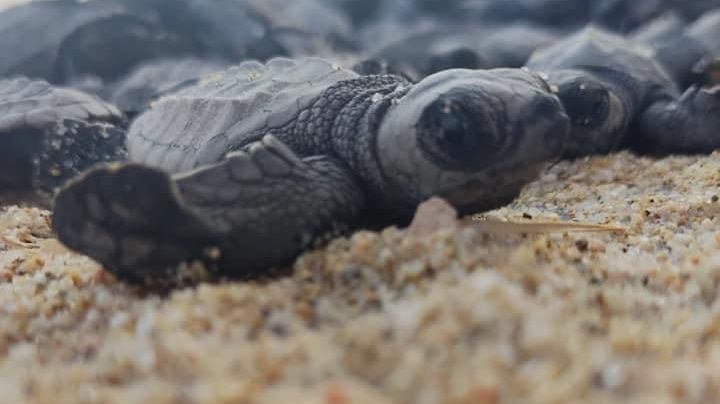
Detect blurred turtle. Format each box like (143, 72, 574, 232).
(0, 77, 126, 199)
(55, 14, 203, 86)
(631, 8, 720, 88)
(526, 26, 720, 156)
(366, 24, 560, 79)
(0, 0, 121, 81)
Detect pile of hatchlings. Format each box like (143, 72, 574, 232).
(2, 0, 720, 402)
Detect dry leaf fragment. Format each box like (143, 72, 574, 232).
(472, 216, 625, 234)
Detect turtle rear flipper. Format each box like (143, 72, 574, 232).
(53, 135, 365, 282)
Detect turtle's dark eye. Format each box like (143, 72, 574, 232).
(559, 81, 610, 129)
(418, 97, 500, 170)
(436, 106, 475, 156)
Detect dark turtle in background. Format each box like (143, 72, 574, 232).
(0, 77, 126, 199)
(0, 0, 121, 82)
(464, 0, 594, 29)
(366, 24, 561, 80)
(674, 0, 720, 19)
(329, 0, 384, 27)
(348, 0, 581, 62)
(248, 0, 356, 53)
(591, 0, 668, 32)
(525, 26, 720, 157)
(140, 0, 353, 61)
(631, 8, 720, 88)
(49, 0, 300, 91)
(589, 0, 720, 33)
(0, 0, 342, 96)
(54, 14, 204, 86)
(132, 0, 276, 61)
(45, 0, 351, 99)
(630, 10, 688, 44)
(52, 58, 569, 282)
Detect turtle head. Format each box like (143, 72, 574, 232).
(376, 68, 569, 213)
(548, 69, 631, 156)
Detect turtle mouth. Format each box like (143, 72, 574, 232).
(439, 160, 546, 214)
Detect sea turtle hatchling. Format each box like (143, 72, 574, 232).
(525, 25, 720, 157)
(0, 77, 126, 200)
(51, 57, 570, 282)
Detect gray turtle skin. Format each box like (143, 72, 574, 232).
(0, 77, 126, 196)
(52, 57, 569, 282)
(526, 26, 720, 156)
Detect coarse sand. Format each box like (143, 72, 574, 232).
(2, 151, 720, 403)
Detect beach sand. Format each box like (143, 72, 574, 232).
(2, 151, 720, 403)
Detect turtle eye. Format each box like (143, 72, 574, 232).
(418, 97, 500, 170)
(438, 107, 471, 150)
(559, 81, 610, 129)
(435, 100, 477, 160)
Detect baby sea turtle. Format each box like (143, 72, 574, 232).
(52, 57, 569, 282)
(139, 0, 349, 62)
(367, 24, 560, 79)
(55, 14, 203, 86)
(0, 0, 121, 81)
(525, 26, 720, 157)
(631, 9, 720, 88)
(0, 77, 126, 198)
(469, 0, 594, 29)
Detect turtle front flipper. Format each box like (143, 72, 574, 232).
(53, 135, 365, 282)
(635, 59, 720, 154)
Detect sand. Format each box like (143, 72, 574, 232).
(2, 151, 720, 403)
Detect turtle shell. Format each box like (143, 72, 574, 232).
(527, 27, 680, 102)
(126, 58, 358, 173)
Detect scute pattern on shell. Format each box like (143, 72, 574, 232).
(0, 77, 121, 131)
(127, 58, 358, 173)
